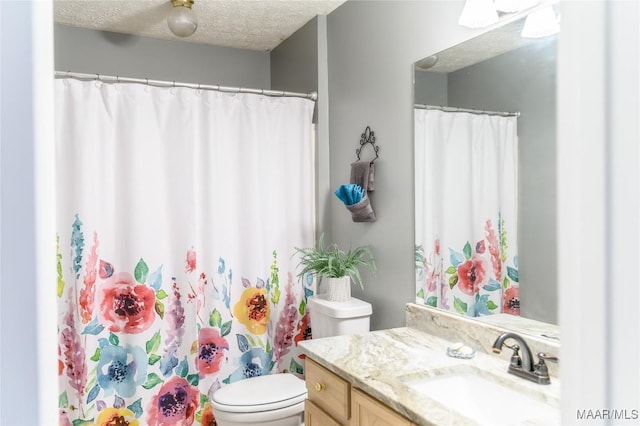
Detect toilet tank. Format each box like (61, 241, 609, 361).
(308, 296, 372, 338)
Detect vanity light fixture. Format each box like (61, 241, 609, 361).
(520, 6, 560, 38)
(458, 0, 499, 28)
(494, 0, 538, 13)
(167, 0, 198, 38)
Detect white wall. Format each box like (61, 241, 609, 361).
(558, 1, 640, 423)
(1, 1, 57, 424)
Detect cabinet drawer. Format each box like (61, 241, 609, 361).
(305, 399, 343, 426)
(351, 388, 415, 426)
(305, 358, 350, 423)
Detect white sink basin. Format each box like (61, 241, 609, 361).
(404, 368, 559, 425)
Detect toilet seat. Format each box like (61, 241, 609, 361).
(211, 373, 307, 413)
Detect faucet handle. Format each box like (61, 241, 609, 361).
(506, 343, 523, 368)
(537, 352, 559, 363)
(534, 352, 558, 380)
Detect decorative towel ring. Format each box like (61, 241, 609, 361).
(356, 126, 380, 164)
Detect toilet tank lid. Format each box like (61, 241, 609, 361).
(309, 295, 372, 318)
(212, 373, 306, 409)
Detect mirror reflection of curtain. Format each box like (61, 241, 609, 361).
(55, 79, 315, 424)
(415, 109, 519, 317)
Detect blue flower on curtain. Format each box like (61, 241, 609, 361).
(97, 343, 148, 398)
(225, 345, 273, 383)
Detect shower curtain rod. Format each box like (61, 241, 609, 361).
(55, 71, 318, 101)
(415, 103, 520, 117)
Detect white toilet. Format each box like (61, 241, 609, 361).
(210, 295, 372, 426)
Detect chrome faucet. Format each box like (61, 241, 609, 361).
(492, 332, 558, 385)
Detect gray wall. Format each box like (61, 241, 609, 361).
(270, 16, 333, 256)
(414, 71, 447, 106)
(55, 24, 270, 88)
(448, 41, 558, 324)
(326, 0, 485, 330)
(271, 17, 318, 95)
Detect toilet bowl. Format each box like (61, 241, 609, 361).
(210, 373, 307, 426)
(211, 296, 372, 425)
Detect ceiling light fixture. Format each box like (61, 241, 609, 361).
(458, 0, 499, 28)
(167, 0, 198, 38)
(415, 55, 439, 71)
(521, 6, 560, 38)
(494, 0, 538, 13)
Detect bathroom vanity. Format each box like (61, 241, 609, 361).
(304, 357, 416, 426)
(298, 303, 560, 426)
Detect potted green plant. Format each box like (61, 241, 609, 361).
(294, 234, 376, 302)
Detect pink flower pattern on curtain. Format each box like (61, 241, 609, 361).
(55, 79, 315, 425)
(414, 109, 519, 317)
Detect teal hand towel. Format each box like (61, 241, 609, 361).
(334, 184, 365, 206)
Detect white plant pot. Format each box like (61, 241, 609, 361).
(327, 276, 351, 302)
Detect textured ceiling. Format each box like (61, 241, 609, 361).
(54, 0, 346, 51)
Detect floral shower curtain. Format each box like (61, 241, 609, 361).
(55, 78, 315, 425)
(414, 108, 519, 318)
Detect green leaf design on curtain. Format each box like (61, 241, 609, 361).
(500, 215, 508, 263)
(454, 297, 468, 315)
(209, 309, 222, 328)
(59, 391, 68, 408)
(156, 289, 168, 300)
(270, 250, 281, 305)
(176, 357, 189, 377)
(487, 300, 499, 310)
(507, 266, 519, 283)
(416, 288, 425, 299)
(146, 331, 161, 354)
(89, 347, 101, 362)
(445, 266, 457, 274)
(56, 234, 65, 297)
(220, 320, 232, 337)
(134, 258, 149, 283)
(449, 273, 459, 289)
(127, 399, 143, 419)
(155, 300, 165, 319)
(463, 241, 472, 260)
(187, 373, 200, 386)
(142, 373, 163, 389)
(290, 358, 304, 375)
(148, 354, 161, 365)
(426, 296, 437, 307)
(108, 332, 119, 346)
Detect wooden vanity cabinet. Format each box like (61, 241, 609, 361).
(305, 357, 350, 424)
(351, 388, 416, 426)
(304, 358, 417, 426)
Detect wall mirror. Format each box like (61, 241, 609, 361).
(413, 15, 558, 334)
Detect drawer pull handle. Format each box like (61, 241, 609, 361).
(314, 383, 326, 392)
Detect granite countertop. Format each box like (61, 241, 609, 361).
(298, 327, 561, 426)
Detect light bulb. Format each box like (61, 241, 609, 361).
(494, 0, 538, 13)
(521, 6, 560, 38)
(458, 0, 499, 28)
(167, 1, 198, 38)
(415, 55, 438, 71)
